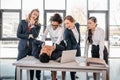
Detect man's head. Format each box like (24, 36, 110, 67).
(39, 53, 50, 63)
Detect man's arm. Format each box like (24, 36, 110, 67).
(54, 44, 65, 51)
(32, 40, 44, 59)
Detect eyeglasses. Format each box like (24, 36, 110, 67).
(51, 24, 58, 27)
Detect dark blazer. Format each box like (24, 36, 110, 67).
(17, 20, 41, 60)
(64, 23, 81, 56)
(32, 40, 65, 60)
(51, 44, 65, 60)
(32, 40, 44, 59)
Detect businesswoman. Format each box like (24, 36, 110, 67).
(84, 16, 109, 80)
(64, 15, 81, 80)
(42, 13, 64, 45)
(16, 9, 41, 80)
(41, 13, 65, 80)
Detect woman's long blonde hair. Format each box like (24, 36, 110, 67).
(26, 9, 40, 25)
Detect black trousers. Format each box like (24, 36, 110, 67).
(27, 42, 41, 80)
(30, 70, 41, 80)
(70, 72, 76, 80)
(15, 69, 41, 80)
(70, 45, 81, 80)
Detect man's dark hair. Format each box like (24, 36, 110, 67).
(39, 53, 50, 63)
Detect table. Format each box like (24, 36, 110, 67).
(13, 56, 108, 80)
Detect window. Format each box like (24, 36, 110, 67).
(88, 0, 108, 10)
(1, 0, 21, 9)
(110, 0, 120, 25)
(110, 0, 120, 57)
(66, 0, 87, 25)
(0, 10, 21, 40)
(45, 0, 65, 10)
(2, 12, 20, 39)
(110, 26, 120, 57)
(22, 0, 43, 24)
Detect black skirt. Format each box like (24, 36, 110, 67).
(91, 45, 108, 64)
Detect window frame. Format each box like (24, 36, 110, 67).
(0, 9, 21, 40)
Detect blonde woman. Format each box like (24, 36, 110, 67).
(16, 9, 41, 80)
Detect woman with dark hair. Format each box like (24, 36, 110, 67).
(16, 9, 41, 80)
(64, 15, 81, 80)
(42, 13, 64, 45)
(41, 13, 65, 80)
(84, 16, 109, 80)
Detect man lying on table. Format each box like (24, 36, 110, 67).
(32, 40, 66, 80)
(32, 40, 66, 63)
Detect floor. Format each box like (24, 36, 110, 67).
(0, 58, 120, 80)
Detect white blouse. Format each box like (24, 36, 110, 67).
(71, 26, 79, 43)
(41, 24, 64, 44)
(84, 27, 105, 59)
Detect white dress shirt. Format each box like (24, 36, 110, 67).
(42, 24, 64, 44)
(71, 26, 79, 43)
(84, 27, 105, 59)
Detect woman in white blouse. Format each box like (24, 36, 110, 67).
(42, 13, 65, 80)
(42, 13, 64, 45)
(84, 16, 109, 80)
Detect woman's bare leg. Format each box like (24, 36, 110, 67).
(93, 72, 109, 80)
(52, 71, 57, 80)
(62, 71, 66, 80)
(106, 70, 109, 80)
(93, 73, 96, 80)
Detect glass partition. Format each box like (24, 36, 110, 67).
(1, 0, 21, 9)
(109, 0, 120, 57)
(2, 12, 19, 38)
(110, 26, 120, 57)
(110, 0, 120, 25)
(88, 0, 108, 10)
(45, 0, 65, 10)
(66, 0, 87, 25)
(22, 0, 43, 24)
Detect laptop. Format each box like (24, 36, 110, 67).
(60, 50, 77, 63)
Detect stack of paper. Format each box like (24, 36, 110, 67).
(87, 58, 107, 67)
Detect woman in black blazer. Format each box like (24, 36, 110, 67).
(64, 15, 81, 80)
(16, 9, 41, 80)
